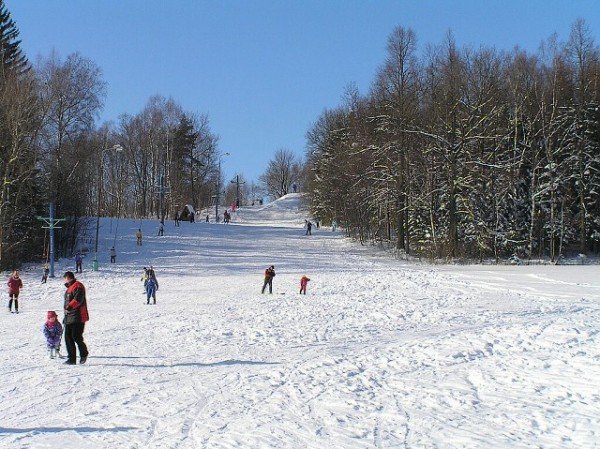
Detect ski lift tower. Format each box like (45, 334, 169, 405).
(37, 203, 65, 278)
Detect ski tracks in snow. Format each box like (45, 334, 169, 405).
(1, 210, 599, 448)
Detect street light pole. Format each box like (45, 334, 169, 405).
(93, 144, 123, 271)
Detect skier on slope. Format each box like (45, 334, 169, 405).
(261, 265, 276, 294)
(43, 310, 63, 358)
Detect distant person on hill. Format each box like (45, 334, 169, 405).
(110, 246, 116, 263)
(75, 252, 83, 273)
(206, 214, 210, 223)
(136, 229, 143, 246)
(41, 264, 49, 284)
(7, 270, 23, 313)
(315, 219, 320, 229)
(300, 275, 310, 295)
(158, 222, 164, 236)
(174, 212, 180, 227)
(43, 310, 63, 358)
(261, 265, 276, 294)
(292, 183, 297, 193)
(331, 220, 338, 232)
(62, 271, 89, 365)
(305, 221, 312, 236)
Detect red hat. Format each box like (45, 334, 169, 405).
(47, 311, 57, 319)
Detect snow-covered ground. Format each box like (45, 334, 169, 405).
(1, 195, 599, 449)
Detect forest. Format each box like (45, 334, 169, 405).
(306, 21, 600, 262)
(1, 0, 598, 269)
(0, 2, 221, 270)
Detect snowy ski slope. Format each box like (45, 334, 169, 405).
(1, 195, 599, 448)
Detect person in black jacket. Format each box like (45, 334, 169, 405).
(63, 271, 89, 365)
(261, 265, 275, 294)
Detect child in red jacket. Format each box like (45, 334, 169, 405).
(300, 275, 310, 295)
(7, 270, 23, 313)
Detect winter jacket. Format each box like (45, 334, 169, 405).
(7, 277, 23, 295)
(43, 322, 63, 348)
(300, 276, 310, 287)
(63, 280, 89, 325)
(264, 268, 275, 280)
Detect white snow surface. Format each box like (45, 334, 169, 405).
(231, 193, 309, 226)
(1, 195, 599, 449)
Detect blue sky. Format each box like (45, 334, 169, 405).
(8, 1, 600, 182)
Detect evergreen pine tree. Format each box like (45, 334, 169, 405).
(0, 0, 28, 80)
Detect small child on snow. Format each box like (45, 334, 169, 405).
(43, 311, 63, 358)
(144, 267, 158, 304)
(300, 275, 310, 295)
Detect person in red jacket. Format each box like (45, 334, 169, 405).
(300, 275, 310, 295)
(7, 270, 23, 313)
(62, 271, 89, 365)
(261, 265, 275, 294)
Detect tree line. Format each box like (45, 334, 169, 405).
(306, 21, 600, 262)
(0, 1, 221, 270)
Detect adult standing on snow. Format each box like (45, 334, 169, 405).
(261, 265, 276, 294)
(63, 271, 89, 365)
(75, 252, 83, 273)
(136, 229, 143, 246)
(110, 246, 116, 263)
(41, 264, 50, 284)
(305, 221, 312, 236)
(7, 270, 23, 313)
(174, 212, 180, 227)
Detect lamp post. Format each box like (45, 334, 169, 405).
(215, 152, 230, 222)
(93, 144, 123, 271)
